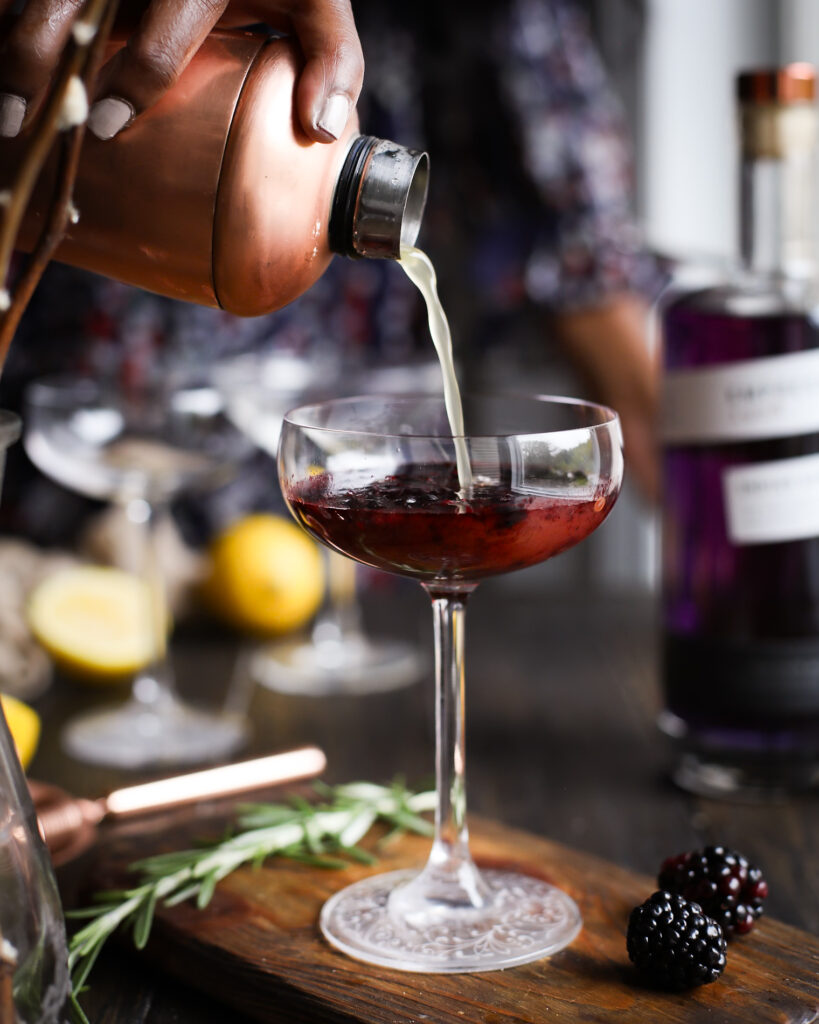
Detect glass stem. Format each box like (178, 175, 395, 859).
(311, 550, 363, 648)
(388, 585, 489, 928)
(430, 589, 470, 864)
(124, 496, 175, 711)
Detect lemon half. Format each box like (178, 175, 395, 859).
(1, 695, 40, 769)
(27, 566, 163, 684)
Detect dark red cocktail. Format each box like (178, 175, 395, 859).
(288, 465, 614, 583)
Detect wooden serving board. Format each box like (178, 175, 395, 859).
(89, 816, 819, 1024)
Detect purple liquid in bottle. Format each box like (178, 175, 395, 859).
(662, 286, 819, 785)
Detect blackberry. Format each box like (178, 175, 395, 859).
(658, 845, 768, 936)
(627, 891, 727, 990)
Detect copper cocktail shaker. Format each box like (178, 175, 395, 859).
(2, 31, 429, 316)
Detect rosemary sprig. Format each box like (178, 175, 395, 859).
(67, 781, 435, 1023)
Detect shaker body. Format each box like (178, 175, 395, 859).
(4, 31, 357, 315)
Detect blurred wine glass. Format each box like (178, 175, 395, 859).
(215, 350, 431, 695)
(0, 412, 70, 1022)
(24, 375, 251, 769)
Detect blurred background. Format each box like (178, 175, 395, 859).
(1, 0, 817, 754)
(506, 0, 819, 594)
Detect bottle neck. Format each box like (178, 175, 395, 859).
(739, 103, 817, 279)
(329, 136, 429, 260)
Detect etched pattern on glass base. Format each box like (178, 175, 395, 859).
(320, 868, 582, 973)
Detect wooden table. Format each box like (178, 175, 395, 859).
(29, 583, 819, 1022)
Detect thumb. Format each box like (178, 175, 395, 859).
(290, 0, 363, 142)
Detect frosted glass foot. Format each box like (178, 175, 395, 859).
(320, 868, 582, 973)
(62, 698, 248, 769)
(252, 636, 423, 696)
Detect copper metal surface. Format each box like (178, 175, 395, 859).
(738, 63, 816, 104)
(2, 31, 355, 314)
(8, 32, 263, 306)
(213, 38, 357, 316)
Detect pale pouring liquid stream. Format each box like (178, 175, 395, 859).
(398, 246, 473, 494)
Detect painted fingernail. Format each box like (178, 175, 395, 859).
(316, 94, 350, 141)
(87, 96, 134, 140)
(0, 94, 26, 138)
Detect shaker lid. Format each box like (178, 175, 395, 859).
(329, 135, 429, 260)
(737, 63, 815, 104)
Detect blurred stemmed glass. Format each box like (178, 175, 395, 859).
(215, 351, 427, 695)
(0, 412, 70, 1021)
(279, 392, 623, 971)
(25, 375, 251, 769)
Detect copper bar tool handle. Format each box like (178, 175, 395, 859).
(35, 746, 327, 850)
(103, 746, 327, 818)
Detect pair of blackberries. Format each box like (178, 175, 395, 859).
(627, 845, 767, 990)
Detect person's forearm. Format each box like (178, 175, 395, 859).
(551, 294, 659, 503)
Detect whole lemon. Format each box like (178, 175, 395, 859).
(1, 694, 41, 770)
(203, 515, 324, 634)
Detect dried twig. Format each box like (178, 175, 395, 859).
(0, 0, 119, 368)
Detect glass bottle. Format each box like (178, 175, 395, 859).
(660, 64, 819, 797)
(0, 411, 70, 1022)
(1, 31, 428, 317)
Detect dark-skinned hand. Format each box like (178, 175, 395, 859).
(0, 0, 363, 141)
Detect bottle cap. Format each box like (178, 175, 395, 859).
(737, 63, 815, 104)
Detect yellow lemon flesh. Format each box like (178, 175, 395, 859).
(1, 695, 41, 770)
(27, 566, 162, 684)
(203, 514, 324, 634)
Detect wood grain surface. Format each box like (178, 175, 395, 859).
(40, 591, 819, 1022)
(87, 813, 819, 1024)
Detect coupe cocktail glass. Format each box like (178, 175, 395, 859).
(25, 376, 250, 769)
(279, 392, 623, 971)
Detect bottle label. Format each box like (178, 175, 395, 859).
(723, 452, 819, 544)
(663, 348, 819, 444)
